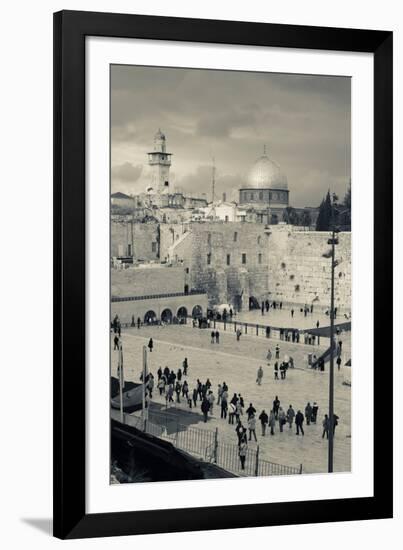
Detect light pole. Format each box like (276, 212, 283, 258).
(322, 193, 339, 472)
(327, 228, 338, 472)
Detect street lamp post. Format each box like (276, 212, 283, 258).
(327, 228, 338, 473)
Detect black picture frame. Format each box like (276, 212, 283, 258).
(53, 9, 393, 539)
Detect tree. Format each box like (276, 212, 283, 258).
(343, 181, 351, 209)
(282, 206, 300, 225)
(316, 191, 333, 231)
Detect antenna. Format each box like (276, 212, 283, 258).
(211, 156, 216, 203)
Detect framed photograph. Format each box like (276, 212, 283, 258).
(53, 10, 393, 539)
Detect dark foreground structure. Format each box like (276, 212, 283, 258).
(111, 419, 236, 483)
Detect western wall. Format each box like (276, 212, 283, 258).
(112, 221, 351, 312)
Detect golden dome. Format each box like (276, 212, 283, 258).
(246, 154, 288, 190)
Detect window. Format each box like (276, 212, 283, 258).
(225, 215, 229, 222)
(226, 254, 231, 266)
(234, 231, 238, 242)
(242, 253, 247, 265)
(127, 244, 132, 256)
(269, 192, 272, 200)
(185, 267, 189, 274)
(207, 253, 211, 265)
(258, 253, 262, 264)
(257, 236, 261, 245)
(151, 242, 157, 252)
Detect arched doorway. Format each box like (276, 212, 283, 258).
(161, 309, 173, 324)
(144, 310, 157, 324)
(249, 296, 260, 310)
(177, 306, 188, 319)
(192, 305, 203, 319)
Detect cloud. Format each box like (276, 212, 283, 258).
(111, 162, 143, 183)
(110, 65, 351, 209)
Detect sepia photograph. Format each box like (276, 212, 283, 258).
(109, 64, 352, 484)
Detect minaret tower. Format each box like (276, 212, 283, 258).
(147, 129, 172, 194)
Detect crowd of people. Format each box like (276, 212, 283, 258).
(112, 312, 344, 472)
(136, 349, 340, 470)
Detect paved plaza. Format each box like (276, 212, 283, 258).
(112, 323, 351, 475)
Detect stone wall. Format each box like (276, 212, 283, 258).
(160, 222, 270, 308)
(112, 220, 351, 312)
(111, 265, 186, 298)
(267, 226, 351, 311)
(111, 219, 159, 260)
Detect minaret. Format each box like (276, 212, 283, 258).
(147, 129, 172, 194)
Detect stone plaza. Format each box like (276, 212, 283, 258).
(112, 320, 351, 475)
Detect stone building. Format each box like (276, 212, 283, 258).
(239, 148, 289, 224)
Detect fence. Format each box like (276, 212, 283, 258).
(200, 317, 325, 347)
(121, 410, 302, 478)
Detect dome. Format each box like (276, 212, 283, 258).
(246, 154, 288, 190)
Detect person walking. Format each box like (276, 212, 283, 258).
(274, 362, 279, 380)
(291, 308, 294, 318)
(322, 414, 329, 439)
(287, 405, 295, 429)
(183, 357, 188, 376)
(248, 414, 258, 442)
(336, 356, 342, 371)
(239, 440, 247, 470)
(236, 328, 242, 341)
(157, 376, 165, 396)
(259, 410, 269, 436)
(312, 402, 319, 423)
(228, 402, 236, 425)
(256, 366, 264, 386)
(275, 345, 280, 359)
(305, 402, 313, 426)
(235, 400, 243, 423)
(211, 330, 215, 344)
(215, 330, 220, 344)
(236, 420, 246, 446)
(268, 410, 276, 435)
(113, 334, 119, 350)
(148, 338, 153, 353)
(147, 374, 154, 399)
(157, 366, 162, 380)
(201, 397, 210, 422)
(278, 407, 286, 433)
(208, 391, 215, 415)
(175, 381, 181, 403)
(167, 384, 174, 403)
(273, 396, 280, 419)
(246, 403, 256, 420)
(182, 380, 189, 399)
(267, 348, 272, 362)
(295, 410, 305, 436)
(192, 387, 198, 408)
(332, 414, 340, 436)
(217, 384, 222, 405)
(221, 391, 228, 419)
(177, 368, 182, 382)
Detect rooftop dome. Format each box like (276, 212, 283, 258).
(245, 154, 288, 190)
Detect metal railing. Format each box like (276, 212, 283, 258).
(201, 317, 325, 347)
(121, 411, 302, 477)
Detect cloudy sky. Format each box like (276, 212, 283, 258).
(111, 65, 350, 207)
